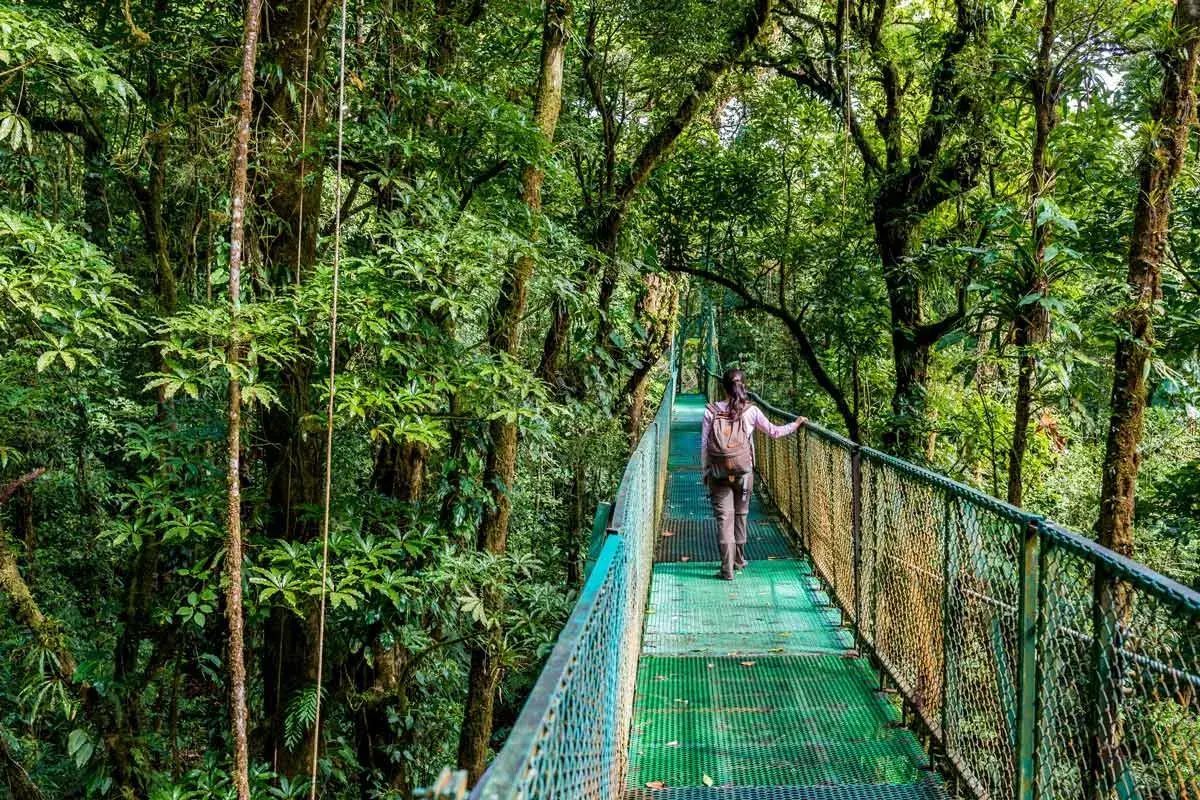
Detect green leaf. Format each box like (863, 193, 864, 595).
(935, 330, 967, 351)
(1017, 292, 1042, 307)
(68, 728, 93, 768)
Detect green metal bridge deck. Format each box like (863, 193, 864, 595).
(623, 395, 942, 799)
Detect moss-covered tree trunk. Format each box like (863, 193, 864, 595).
(457, 0, 571, 782)
(1088, 3, 1200, 797)
(1008, 0, 1057, 507)
(249, 0, 341, 776)
(621, 273, 680, 442)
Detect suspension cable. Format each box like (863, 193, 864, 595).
(309, 0, 349, 796)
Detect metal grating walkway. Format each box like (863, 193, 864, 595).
(625, 395, 945, 799)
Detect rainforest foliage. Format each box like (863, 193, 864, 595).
(1, 0, 1199, 797)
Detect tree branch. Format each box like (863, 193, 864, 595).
(769, 60, 883, 175)
(909, 0, 988, 195)
(614, 0, 775, 212)
(0, 530, 78, 682)
(0, 726, 44, 800)
(912, 220, 990, 347)
(28, 116, 103, 146)
(669, 262, 861, 440)
(0, 469, 46, 505)
(458, 159, 510, 213)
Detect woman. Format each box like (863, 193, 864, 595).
(701, 369, 806, 580)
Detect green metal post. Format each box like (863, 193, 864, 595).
(798, 431, 810, 554)
(868, 462, 881, 647)
(583, 501, 615, 579)
(1015, 519, 1041, 800)
(1085, 563, 1130, 800)
(941, 494, 954, 748)
(1034, 530, 1051, 796)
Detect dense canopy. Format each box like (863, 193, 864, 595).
(1, 0, 1199, 797)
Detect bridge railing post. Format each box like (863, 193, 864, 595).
(1015, 518, 1042, 800)
(941, 492, 954, 761)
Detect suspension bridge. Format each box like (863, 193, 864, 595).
(446, 321, 1200, 800)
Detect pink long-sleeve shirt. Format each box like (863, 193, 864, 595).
(700, 401, 803, 472)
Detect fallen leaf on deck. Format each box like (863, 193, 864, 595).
(666, 741, 680, 748)
(680, 556, 691, 562)
(645, 781, 666, 789)
(740, 661, 756, 667)
(661, 530, 674, 537)
(702, 775, 714, 787)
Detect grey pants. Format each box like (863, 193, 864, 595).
(708, 473, 752, 579)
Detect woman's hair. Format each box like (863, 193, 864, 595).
(722, 368, 750, 418)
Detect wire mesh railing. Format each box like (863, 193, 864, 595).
(696, 296, 1200, 798)
(467, 340, 677, 800)
(747, 392, 1200, 800)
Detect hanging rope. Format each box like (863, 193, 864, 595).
(295, 0, 313, 286)
(309, 0, 349, 796)
(838, 0, 851, 250)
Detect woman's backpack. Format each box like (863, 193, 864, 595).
(705, 403, 754, 481)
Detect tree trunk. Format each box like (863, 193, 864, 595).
(458, 1, 571, 782)
(1088, 3, 1200, 797)
(1007, 0, 1057, 507)
(254, 14, 336, 746)
(226, 1, 264, 797)
(777, 0, 988, 455)
(372, 441, 428, 510)
(620, 273, 679, 442)
(242, 5, 336, 775)
(873, 207, 930, 457)
(565, 459, 585, 586)
(258, 0, 337, 280)
(82, 134, 109, 248)
(538, 296, 572, 388)
(0, 724, 43, 800)
(130, 132, 178, 313)
(1096, 0, 1200, 563)
(353, 640, 414, 797)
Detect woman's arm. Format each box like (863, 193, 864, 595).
(749, 406, 806, 438)
(700, 407, 712, 472)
